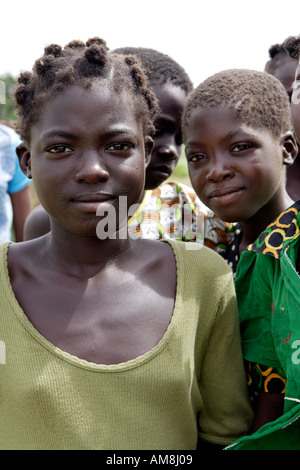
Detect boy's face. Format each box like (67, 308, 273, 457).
(271, 56, 298, 101)
(291, 62, 300, 143)
(145, 82, 187, 190)
(23, 84, 151, 237)
(184, 107, 292, 223)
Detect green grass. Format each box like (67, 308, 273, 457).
(167, 147, 191, 186)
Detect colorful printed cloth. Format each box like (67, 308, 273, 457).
(230, 200, 300, 449)
(128, 181, 234, 252)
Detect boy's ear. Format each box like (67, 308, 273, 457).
(281, 131, 298, 166)
(16, 143, 32, 179)
(144, 136, 154, 168)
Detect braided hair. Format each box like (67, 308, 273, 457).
(14, 38, 159, 145)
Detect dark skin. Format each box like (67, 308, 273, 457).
(11, 185, 32, 241)
(184, 106, 298, 430)
(10, 84, 177, 365)
(184, 107, 298, 256)
(145, 82, 187, 190)
(23, 81, 188, 240)
(292, 61, 300, 292)
(269, 53, 300, 201)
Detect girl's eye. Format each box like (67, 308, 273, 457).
(106, 143, 133, 151)
(47, 145, 73, 154)
(231, 143, 252, 152)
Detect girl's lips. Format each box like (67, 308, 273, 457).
(72, 194, 116, 213)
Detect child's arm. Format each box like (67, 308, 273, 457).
(197, 270, 254, 447)
(236, 250, 286, 431)
(250, 391, 284, 433)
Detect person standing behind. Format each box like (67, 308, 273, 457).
(264, 40, 300, 201)
(0, 122, 31, 242)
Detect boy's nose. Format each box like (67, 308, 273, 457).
(206, 158, 234, 182)
(75, 151, 109, 183)
(157, 138, 181, 161)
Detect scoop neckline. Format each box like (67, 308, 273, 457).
(2, 240, 183, 372)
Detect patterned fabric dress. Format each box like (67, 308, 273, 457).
(227, 201, 300, 450)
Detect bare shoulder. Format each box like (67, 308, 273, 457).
(7, 237, 47, 280)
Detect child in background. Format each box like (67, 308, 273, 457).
(0, 38, 252, 450)
(264, 40, 300, 201)
(182, 69, 298, 273)
(0, 122, 31, 242)
(113, 47, 206, 243)
(226, 36, 300, 451)
(265, 41, 298, 101)
(23, 47, 229, 250)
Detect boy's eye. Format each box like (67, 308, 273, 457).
(106, 143, 133, 151)
(187, 153, 206, 163)
(154, 128, 164, 138)
(47, 145, 73, 154)
(175, 133, 183, 147)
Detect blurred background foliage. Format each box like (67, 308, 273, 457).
(0, 74, 17, 122)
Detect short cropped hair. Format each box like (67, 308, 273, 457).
(264, 43, 296, 75)
(112, 47, 193, 94)
(182, 69, 292, 140)
(14, 38, 159, 145)
(283, 36, 300, 60)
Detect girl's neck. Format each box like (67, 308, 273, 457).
(45, 223, 136, 278)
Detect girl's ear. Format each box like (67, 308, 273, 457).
(16, 143, 32, 179)
(281, 131, 298, 166)
(144, 136, 154, 168)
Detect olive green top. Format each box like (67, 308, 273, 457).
(0, 240, 252, 450)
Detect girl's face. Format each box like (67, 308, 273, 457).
(24, 84, 151, 237)
(184, 107, 293, 223)
(145, 82, 187, 190)
(291, 62, 300, 142)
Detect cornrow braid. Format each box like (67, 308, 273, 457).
(283, 36, 300, 60)
(14, 37, 159, 144)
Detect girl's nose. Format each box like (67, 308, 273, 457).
(75, 151, 109, 184)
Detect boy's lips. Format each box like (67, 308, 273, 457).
(209, 187, 245, 204)
(149, 165, 172, 177)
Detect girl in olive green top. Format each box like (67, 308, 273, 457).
(0, 37, 252, 450)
